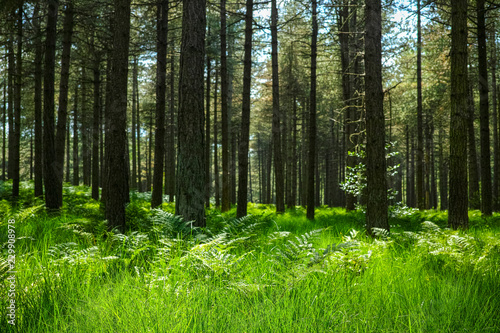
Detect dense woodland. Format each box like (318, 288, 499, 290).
(1, 0, 500, 331)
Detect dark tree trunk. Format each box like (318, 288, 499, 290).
(220, 0, 230, 212)
(34, 3, 44, 196)
(214, 67, 220, 208)
(477, 0, 492, 216)
(152, 0, 168, 208)
(43, 0, 61, 209)
(92, 42, 101, 201)
(147, 110, 153, 191)
(7, 39, 14, 181)
(54, 1, 74, 204)
(365, 0, 389, 234)
(82, 65, 91, 187)
(131, 56, 137, 190)
(468, 79, 480, 209)
(2, 81, 6, 182)
(165, 45, 176, 201)
(439, 127, 448, 210)
(416, 0, 425, 210)
(205, 54, 212, 208)
(491, 27, 500, 211)
(237, 0, 253, 218)
(307, 0, 318, 220)
(73, 83, 79, 185)
(12, 6, 22, 198)
(449, 0, 469, 229)
(271, 0, 285, 214)
(175, 0, 207, 226)
(105, 0, 131, 231)
(66, 118, 70, 183)
(135, 60, 143, 192)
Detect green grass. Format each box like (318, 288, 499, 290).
(1, 182, 500, 332)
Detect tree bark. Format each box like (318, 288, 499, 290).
(237, 0, 253, 218)
(220, 0, 230, 212)
(477, 0, 492, 216)
(152, 0, 168, 208)
(214, 66, 220, 208)
(449, 0, 469, 229)
(205, 54, 212, 208)
(468, 78, 480, 209)
(105, 0, 131, 230)
(175, 0, 207, 226)
(34, 3, 44, 196)
(416, 0, 425, 210)
(12, 6, 22, 198)
(307, 0, 318, 220)
(365, 0, 389, 234)
(491, 27, 500, 211)
(73, 82, 79, 185)
(92, 40, 101, 201)
(43, 0, 61, 209)
(131, 56, 137, 190)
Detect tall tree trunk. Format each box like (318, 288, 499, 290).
(449, 0, 469, 229)
(131, 56, 137, 190)
(136, 60, 143, 192)
(166, 43, 176, 201)
(271, 0, 285, 214)
(491, 27, 500, 211)
(214, 66, 220, 208)
(92, 41, 101, 201)
(73, 83, 79, 185)
(438, 127, 448, 210)
(468, 79, 480, 209)
(43, 0, 61, 209)
(7, 39, 14, 181)
(477, 0, 492, 216)
(205, 54, 212, 208)
(365, 0, 389, 234)
(307, 0, 318, 220)
(152, 0, 168, 208)
(12, 5, 22, 198)
(416, 0, 425, 210)
(82, 65, 91, 186)
(2, 81, 6, 182)
(105, 0, 131, 230)
(176, 0, 207, 226)
(66, 118, 70, 183)
(220, 0, 230, 212)
(237, 0, 253, 218)
(34, 3, 44, 195)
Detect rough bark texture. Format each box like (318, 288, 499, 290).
(12, 6, 22, 198)
(416, 0, 425, 210)
(105, 0, 131, 231)
(214, 67, 220, 208)
(236, 0, 253, 218)
(271, 0, 285, 214)
(7, 39, 14, 181)
(34, 3, 44, 196)
(54, 1, 74, 205)
(175, 0, 207, 227)
(307, 0, 318, 220)
(477, 0, 492, 216)
(205, 54, 212, 208)
(152, 0, 168, 208)
(92, 44, 101, 201)
(491, 28, 499, 211)
(165, 47, 176, 201)
(364, 0, 389, 234)
(220, 0, 230, 212)
(449, 0, 469, 229)
(43, 0, 61, 210)
(131, 57, 137, 190)
(73, 83, 79, 186)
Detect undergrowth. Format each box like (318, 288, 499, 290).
(0, 182, 499, 332)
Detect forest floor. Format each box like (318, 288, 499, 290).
(1, 181, 500, 332)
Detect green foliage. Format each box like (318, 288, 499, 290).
(1, 182, 500, 332)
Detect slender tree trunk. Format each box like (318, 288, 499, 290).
(7, 39, 14, 181)
(220, 0, 230, 212)
(237, 0, 253, 218)
(438, 127, 448, 210)
(468, 79, 480, 209)
(43, 0, 61, 209)
(307, 0, 318, 220)
(73, 83, 79, 185)
(66, 118, 70, 183)
(105, 0, 131, 230)
(12, 6, 22, 198)
(449, 0, 469, 229)
(152, 0, 168, 208)
(166, 43, 176, 201)
(415, 0, 425, 210)
(176, 0, 207, 226)
(271, 0, 285, 214)
(2, 81, 6, 182)
(205, 54, 212, 208)
(477, 0, 492, 216)
(92, 42, 101, 201)
(34, 3, 44, 195)
(131, 56, 137, 190)
(214, 67, 220, 208)
(492, 27, 500, 211)
(365, 0, 388, 234)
